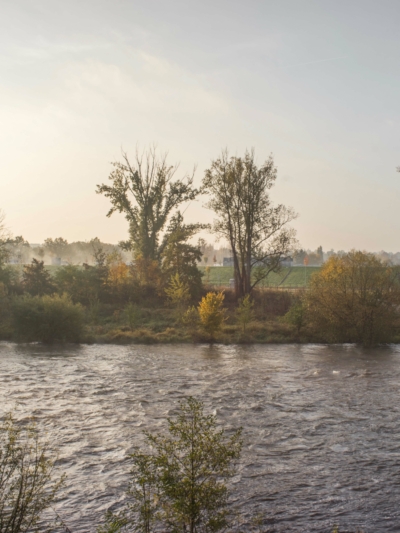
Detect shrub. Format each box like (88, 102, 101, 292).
(123, 302, 141, 331)
(165, 273, 190, 312)
(284, 298, 305, 335)
(198, 292, 226, 340)
(0, 412, 64, 532)
(12, 294, 84, 343)
(99, 397, 242, 533)
(305, 251, 400, 346)
(236, 294, 254, 334)
(181, 305, 200, 334)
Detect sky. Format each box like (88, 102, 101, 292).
(1, 0, 400, 251)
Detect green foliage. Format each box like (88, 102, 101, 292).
(126, 453, 158, 533)
(0, 413, 64, 533)
(12, 294, 84, 343)
(22, 259, 55, 296)
(88, 297, 101, 325)
(0, 266, 21, 296)
(100, 397, 242, 533)
(198, 292, 226, 340)
(54, 264, 108, 305)
(161, 212, 206, 300)
(97, 511, 129, 533)
(96, 147, 198, 261)
(123, 302, 141, 331)
(236, 294, 254, 334)
(165, 273, 190, 311)
(181, 306, 199, 332)
(284, 298, 305, 335)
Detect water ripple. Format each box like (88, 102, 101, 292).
(1, 342, 399, 532)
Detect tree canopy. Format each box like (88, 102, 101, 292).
(160, 212, 207, 299)
(97, 147, 198, 262)
(203, 149, 297, 298)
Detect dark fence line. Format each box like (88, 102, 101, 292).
(205, 283, 308, 290)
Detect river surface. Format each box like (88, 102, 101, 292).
(1, 342, 400, 532)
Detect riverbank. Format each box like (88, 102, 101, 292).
(85, 318, 305, 344)
(1, 286, 313, 344)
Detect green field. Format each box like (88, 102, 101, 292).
(199, 266, 320, 288)
(11, 263, 320, 288)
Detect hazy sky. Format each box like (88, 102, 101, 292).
(1, 0, 400, 251)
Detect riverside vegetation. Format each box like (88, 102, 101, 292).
(1, 147, 400, 347)
(0, 250, 399, 347)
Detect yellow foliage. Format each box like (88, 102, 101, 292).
(131, 256, 162, 288)
(306, 250, 400, 346)
(198, 291, 226, 339)
(165, 273, 190, 308)
(107, 261, 130, 286)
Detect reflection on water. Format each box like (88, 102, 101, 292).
(1, 342, 400, 532)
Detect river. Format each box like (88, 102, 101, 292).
(1, 342, 400, 532)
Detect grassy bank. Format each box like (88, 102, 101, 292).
(0, 286, 312, 344)
(83, 288, 312, 345)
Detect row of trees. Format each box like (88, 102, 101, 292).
(2, 235, 119, 266)
(96, 147, 297, 299)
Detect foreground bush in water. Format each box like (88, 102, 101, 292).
(12, 294, 84, 343)
(0, 413, 64, 533)
(99, 397, 243, 533)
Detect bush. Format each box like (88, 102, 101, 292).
(284, 298, 305, 335)
(123, 302, 141, 331)
(198, 292, 226, 340)
(181, 305, 200, 335)
(99, 397, 242, 533)
(305, 251, 400, 346)
(236, 294, 254, 335)
(12, 294, 84, 343)
(165, 273, 190, 312)
(0, 412, 64, 532)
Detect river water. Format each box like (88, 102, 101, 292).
(1, 342, 400, 532)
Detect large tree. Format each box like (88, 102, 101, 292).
(97, 147, 198, 262)
(203, 149, 297, 298)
